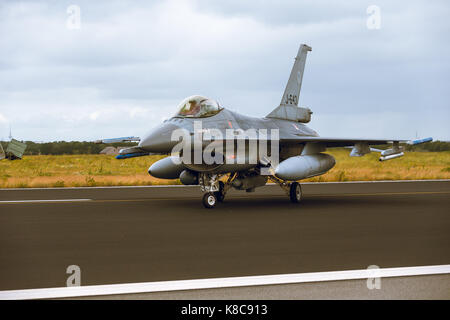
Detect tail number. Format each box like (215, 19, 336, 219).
(285, 94, 298, 105)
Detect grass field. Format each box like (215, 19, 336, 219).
(0, 150, 449, 188)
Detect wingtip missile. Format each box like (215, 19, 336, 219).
(409, 137, 433, 145)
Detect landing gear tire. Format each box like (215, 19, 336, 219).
(203, 192, 217, 209)
(214, 181, 225, 202)
(289, 182, 302, 203)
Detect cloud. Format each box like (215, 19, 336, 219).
(0, 0, 449, 141)
(0, 113, 8, 123)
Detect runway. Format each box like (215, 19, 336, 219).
(0, 180, 449, 292)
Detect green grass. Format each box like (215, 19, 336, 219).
(0, 150, 449, 188)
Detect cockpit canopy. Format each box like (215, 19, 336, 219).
(174, 95, 222, 118)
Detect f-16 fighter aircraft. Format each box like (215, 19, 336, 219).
(100, 44, 432, 208)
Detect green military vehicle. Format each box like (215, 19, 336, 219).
(2, 139, 27, 160)
(0, 142, 5, 160)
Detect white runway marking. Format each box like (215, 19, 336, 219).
(0, 199, 92, 204)
(1, 264, 449, 300)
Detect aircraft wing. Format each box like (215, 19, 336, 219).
(280, 136, 432, 147)
(278, 136, 432, 161)
(280, 136, 407, 147)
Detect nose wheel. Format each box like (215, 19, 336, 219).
(202, 192, 218, 209)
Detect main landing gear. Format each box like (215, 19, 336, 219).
(199, 174, 302, 209)
(269, 176, 303, 204)
(289, 181, 303, 203)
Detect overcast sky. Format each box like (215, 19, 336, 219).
(0, 0, 449, 141)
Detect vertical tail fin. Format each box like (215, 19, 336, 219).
(280, 44, 311, 107)
(267, 44, 312, 122)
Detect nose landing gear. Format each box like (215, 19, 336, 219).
(199, 174, 235, 208)
(214, 181, 225, 202)
(202, 192, 218, 208)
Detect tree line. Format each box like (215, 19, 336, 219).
(0, 141, 136, 155)
(404, 140, 450, 152)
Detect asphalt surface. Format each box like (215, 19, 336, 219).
(0, 180, 449, 290)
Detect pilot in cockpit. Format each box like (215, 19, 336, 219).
(175, 95, 222, 118)
(185, 100, 201, 116)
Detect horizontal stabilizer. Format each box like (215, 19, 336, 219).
(116, 152, 149, 159)
(116, 146, 149, 159)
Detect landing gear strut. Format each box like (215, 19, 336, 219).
(214, 181, 225, 202)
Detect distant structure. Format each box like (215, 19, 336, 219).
(4, 139, 27, 160)
(0, 142, 5, 160)
(1, 125, 28, 161)
(100, 146, 122, 155)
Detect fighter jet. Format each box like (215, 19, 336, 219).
(100, 44, 432, 208)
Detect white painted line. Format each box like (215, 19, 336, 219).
(1, 264, 449, 300)
(0, 179, 448, 191)
(0, 199, 92, 204)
